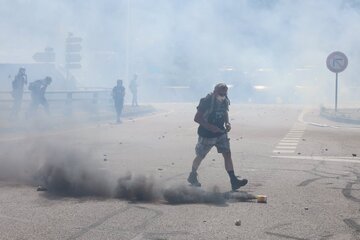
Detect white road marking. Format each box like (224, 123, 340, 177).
(271, 155, 360, 164)
(275, 146, 297, 149)
(280, 140, 299, 143)
(273, 150, 295, 153)
(278, 142, 298, 146)
(286, 135, 302, 138)
(272, 111, 307, 155)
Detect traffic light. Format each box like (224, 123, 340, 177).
(66, 33, 82, 69)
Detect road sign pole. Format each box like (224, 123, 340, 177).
(335, 72, 338, 112)
(326, 51, 348, 113)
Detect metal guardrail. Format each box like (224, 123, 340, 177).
(0, 90, 112, 104)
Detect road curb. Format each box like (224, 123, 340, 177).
(320, 107, 360, 125)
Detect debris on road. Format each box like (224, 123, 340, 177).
(256, 195, 267, 203)
(352, 153, 357, 157)
(37, 186, 47, 191)
(224, 191, 257, 202)
(235, 220, 241, 226)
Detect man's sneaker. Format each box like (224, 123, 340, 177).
(187, 172, 201, 187)
(231, 177, 248, 191)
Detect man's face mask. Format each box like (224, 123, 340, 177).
(216, 95, 226, 102)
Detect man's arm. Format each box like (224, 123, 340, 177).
(194, 110, 222, 133)
(224, 111, 231, 132)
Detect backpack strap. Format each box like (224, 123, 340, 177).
(203, 93, 215, 121)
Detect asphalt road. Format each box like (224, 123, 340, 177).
(0, 103, 360, 240)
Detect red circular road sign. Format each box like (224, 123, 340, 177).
(326, 51, 348, 73)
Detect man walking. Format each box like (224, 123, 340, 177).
(11, 67, 27, 117)
(187, 83, 248, 191)
(129, 74, 138, 107)
(112, 79, 125, 123)
(28, 76, 52, 115)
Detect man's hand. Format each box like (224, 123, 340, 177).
(225, 123, 231, 132)
(207, 124, 223, 133)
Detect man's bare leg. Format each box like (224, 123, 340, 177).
(222, 151, 234, 171)
(191, 155, 205, 172)
(222, 151, 248, 191)
(188, 155, 205, 187)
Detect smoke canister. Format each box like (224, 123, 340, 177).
(256, 195, 267, 203)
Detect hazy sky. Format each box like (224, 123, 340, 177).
(1, 0, 360, 103)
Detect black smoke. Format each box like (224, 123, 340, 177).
(0, 140, 255, 204)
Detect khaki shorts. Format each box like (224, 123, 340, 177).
(195, 134, 230, 157)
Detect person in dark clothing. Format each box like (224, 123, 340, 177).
(112, 79, 125, 123)
(129, 74, 138, 107)
(187, 83, 248, 191)
(28, 76, 52, 115)
(11, 67, 27, 117)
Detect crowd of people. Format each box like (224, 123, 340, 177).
(9, 68, 139, 122)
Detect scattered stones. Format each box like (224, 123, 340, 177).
(325, 148, 328, 151)
(302, 139, 306, 141)
(212, 159, 215, 162)
(158, 168, 163, 171)
(104, 158, 107, 161)
(304, 207, 309, 210)
(171, 162, 175, 165)
(298, 152, 301, 155)
(235, 220, 241, 226)
(352, 154, 357, 157)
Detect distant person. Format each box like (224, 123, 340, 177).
(112, 79, 125, 123)
(187, 83, 248, 191)
(11, 67, 27, 117)
(129, 74, 138, 107)
(28, 76, 52, 115)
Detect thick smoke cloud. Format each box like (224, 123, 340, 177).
(0, 140, 255, 204)
(2, 0, 360, 103)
